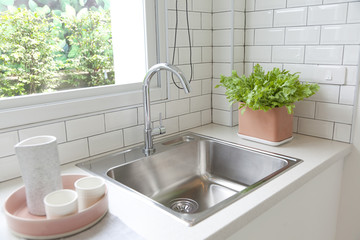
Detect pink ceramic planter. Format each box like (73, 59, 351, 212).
(238, 106, 293, 144)
(4, 175, 108, 239)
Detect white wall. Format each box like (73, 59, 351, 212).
(336, 67, 360, 239)
(213, 0, 360, 144)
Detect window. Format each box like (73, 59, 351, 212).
(0, 0, 168, 129)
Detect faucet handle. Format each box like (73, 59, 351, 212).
(158, 113, 166, 134)
(152, 113, 166, 136)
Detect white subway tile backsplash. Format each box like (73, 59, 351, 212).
(213, 47, 232, 62)
(19, 122, 66, 143)
(213, 29, 232, 46)
(213, 63, 232, 77)
(245, 46, 272, 62)
(333, 123, 351, 142)
(339, 86, 356, 105)
(202, 47, 212, 63)
(234, 0, 246, 11)
(293, 117, 299, 132)
(234, 12, 245, 29)
(244, 63, 254, 76)
(58, 139, 89, 164)
(245, 29, 255, 45)
(192, 0, 212, 12)
(343, 45, 360, 65)
(193, 30, 212, 47)
(168, 0, 189, 11)
(190, 94, 211, 112)
(169, 83, 180, 100)
(213, 0, 232, 12)
(0, 155, 20, 181)
(287, 0, 322, 7)
(274, 7, 307, 27)
(213, 109, 232, 126)
(213, 78, 225, 95)
(213, 12, 232, 30)
(298, 118, 334, 139)
(168, 29, 193, 47)
(89, 130, 123, 156)
(166, 98, 190, 118)
(138, 103, 165, 125)
(309, 84, 340, 103)
(246, 11, 273, 28)
(66, 115, 105, 141)
(202, 13, 212, 29)
(179, 47, 201, 64)
(345, 66, 359, 85)
(321, 24, 360, 44)
(308, 4, 347, 25)
(283, 64, 346, 84)
(316, 102, 353, 124)
(105, 109, 137, 131)
(294, 101, 316, 118)
(233, 109, 239, 125)
(194, 63, 213, 79)
(213, 94, 231, 110)
(180, 80, 202, 98)
(246, 0, 255, 11)
(201, 79, 212, 94)
(324, 0, 358, 3)
(162, 117, 179, 136)
(255, 0, 286, 10)
(123, 125, 143, 146)
(255, 28, 285, 45)
(234, 46, 245, 62)
(272, 46, 305, 63)
(168, 11, 201, 29)
(348, 2, 360, 23)
(305, 46, 343, 64)
(201, 109, 212, 125)
(234, 29, 245, 45)
(285, 26, 320, 45)
(254, 63, 282, 73)
(179, 112, 201, 131)
(0, 131, 19, 157)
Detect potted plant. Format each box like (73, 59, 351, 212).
(215, 64, 319, 145)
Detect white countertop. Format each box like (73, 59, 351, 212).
(0, 124, 352, 240)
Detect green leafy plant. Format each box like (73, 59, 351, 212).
(61, 9, 114, 88)
(0, 0, 112, 96)
(0, 8, 62, 96)
(215, 64, 320, 114)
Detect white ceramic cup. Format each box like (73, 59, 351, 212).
(44, 189, 78, 219)
(74, 176, 106, 211)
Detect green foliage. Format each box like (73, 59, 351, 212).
(215, 64, 320, 114)
(61, 9, 114, 87)
(0, 8, 61, 96)
(0, 0, 113, 96)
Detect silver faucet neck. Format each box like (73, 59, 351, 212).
(143, 63, 191, 155)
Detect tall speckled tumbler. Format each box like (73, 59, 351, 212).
(15, 136, 63, 216)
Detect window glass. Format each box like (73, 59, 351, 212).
(0, 0, 157, 98)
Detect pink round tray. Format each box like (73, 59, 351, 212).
(4, 175, 108, 239)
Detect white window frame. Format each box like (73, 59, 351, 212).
(0, 0, 168, 130)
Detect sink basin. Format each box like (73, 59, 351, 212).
(77, 133, 302, 226)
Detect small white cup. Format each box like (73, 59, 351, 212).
(74, 176, 105, 211)
(44, 189, 78, 219)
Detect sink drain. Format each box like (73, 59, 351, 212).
(169, 198, 199, 214)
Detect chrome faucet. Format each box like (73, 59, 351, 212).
(143, 63, 191, 155)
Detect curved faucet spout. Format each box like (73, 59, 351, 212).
(143, 63, 191, 155)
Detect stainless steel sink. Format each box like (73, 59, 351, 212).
(77, 133, 302, 226)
